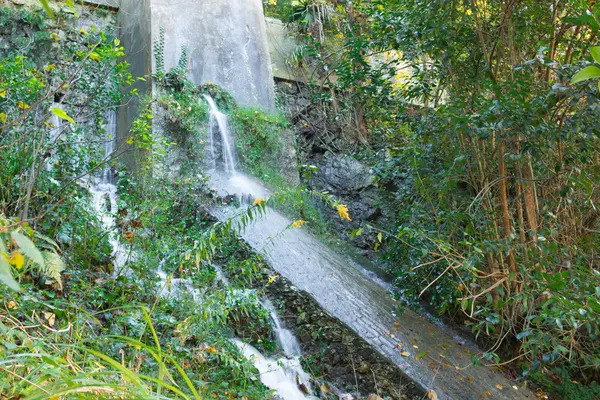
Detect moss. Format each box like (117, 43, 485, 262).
(230, 107, 288, 182)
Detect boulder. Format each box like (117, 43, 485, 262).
(310, 155, 374, 195)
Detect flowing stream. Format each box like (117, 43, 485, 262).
(204, 98, 535, 400)
(89, 110, 130, 272)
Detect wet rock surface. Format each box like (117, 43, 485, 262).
(224, 254, 423, 399)
(213, 204, 536, 400)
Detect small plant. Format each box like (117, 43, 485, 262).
(153, 26, 166, 77)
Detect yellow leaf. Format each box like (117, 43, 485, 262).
(0, 113, 7, 124)
(336, 204, 351, 221)
(89, 52, 101, 62)
(292, 220, 307, 228)
(7, 300, 18, 310)
(17, 101, 30, 110)
(496, 384, 503, 390)
(400, 351, 410, 357)
(0, 88, 6, 98)
(44, 64, 56, 72)
(126, 136, 134, 145)
(267, 274, 279, 284)
(9, 251, 25, 269)
(427, 390, 438, 400)
(253, 197, 265, 205)
(80, 28, 88, 35)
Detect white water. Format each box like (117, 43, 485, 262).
(200, 105, 314, 398)
(233, 339, 313, 400)
(204, 95, 237, 174)
(262, 299, 302, 357)
(156, 267, 201, 302)
(89, 110, 131, 272)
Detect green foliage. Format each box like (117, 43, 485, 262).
(284, 0, 600, 391)
(231, 107, 287, 176)
(153, 26, 166, 77)
(197, 82, 238, 111)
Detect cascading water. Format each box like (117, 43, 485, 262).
(262, 299, 302, 357)
(212, 267, 314, 399)
(89, 110, 130, 271)
(204, 95, 237, 174)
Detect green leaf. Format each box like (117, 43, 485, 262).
(50, 108, 75, 124)
(11, 232, 45, 268)
(0, 256, 21, 292)
(38, 0, 54, 17)
(591, 47, 600, 64)
(571, 65, 600, 84)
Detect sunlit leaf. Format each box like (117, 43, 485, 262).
(38, 0, 54, 17)
(51, 107, 75, 124)
(11, 231, 45, 267)
(571, 66, 600, 84)
(0, 256, 21, 292)
(591, 47, 600, 64)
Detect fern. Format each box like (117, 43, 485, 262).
(41, 251, 65, 290)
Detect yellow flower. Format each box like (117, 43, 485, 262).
(253, 197, 264, 205)
(336, 204, 352, 221)
(8, 251, 25, 269)
(292, 220, 307, 228)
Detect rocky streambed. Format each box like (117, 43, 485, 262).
(218, 243, 425, 399)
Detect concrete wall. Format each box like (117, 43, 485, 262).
(265, 17, 308, 82)
(150, 0, 275, 110)
(117, 0, 152, 170)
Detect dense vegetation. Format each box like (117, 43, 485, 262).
(265, 0, 600, 397)
(2, 0, 600, 398)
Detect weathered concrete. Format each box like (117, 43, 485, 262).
(117, 0, 152, 171)
(150, 0, 274, 110)
(265, 17, 309, 82)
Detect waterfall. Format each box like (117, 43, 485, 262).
(232, 299, 313, 400)
(46, 103, 64, 171)
(101, 110, 116, 183)
(262, 298, 302, 357)
(89, 109, 130, 272)
(204, 95, 237, 174)
(232, 339, 313, 400)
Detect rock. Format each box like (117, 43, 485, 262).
(310, 155, 374, 195)
(297, 311, 307, 324)
(11, 0, 25, 5)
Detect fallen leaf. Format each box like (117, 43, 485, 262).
(400, 351, 410, 357)
(427, 390, 438, 400)
(414, 351, 429, 360)
(496, 384, 503, 390)
(43, 311, 56, 327)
